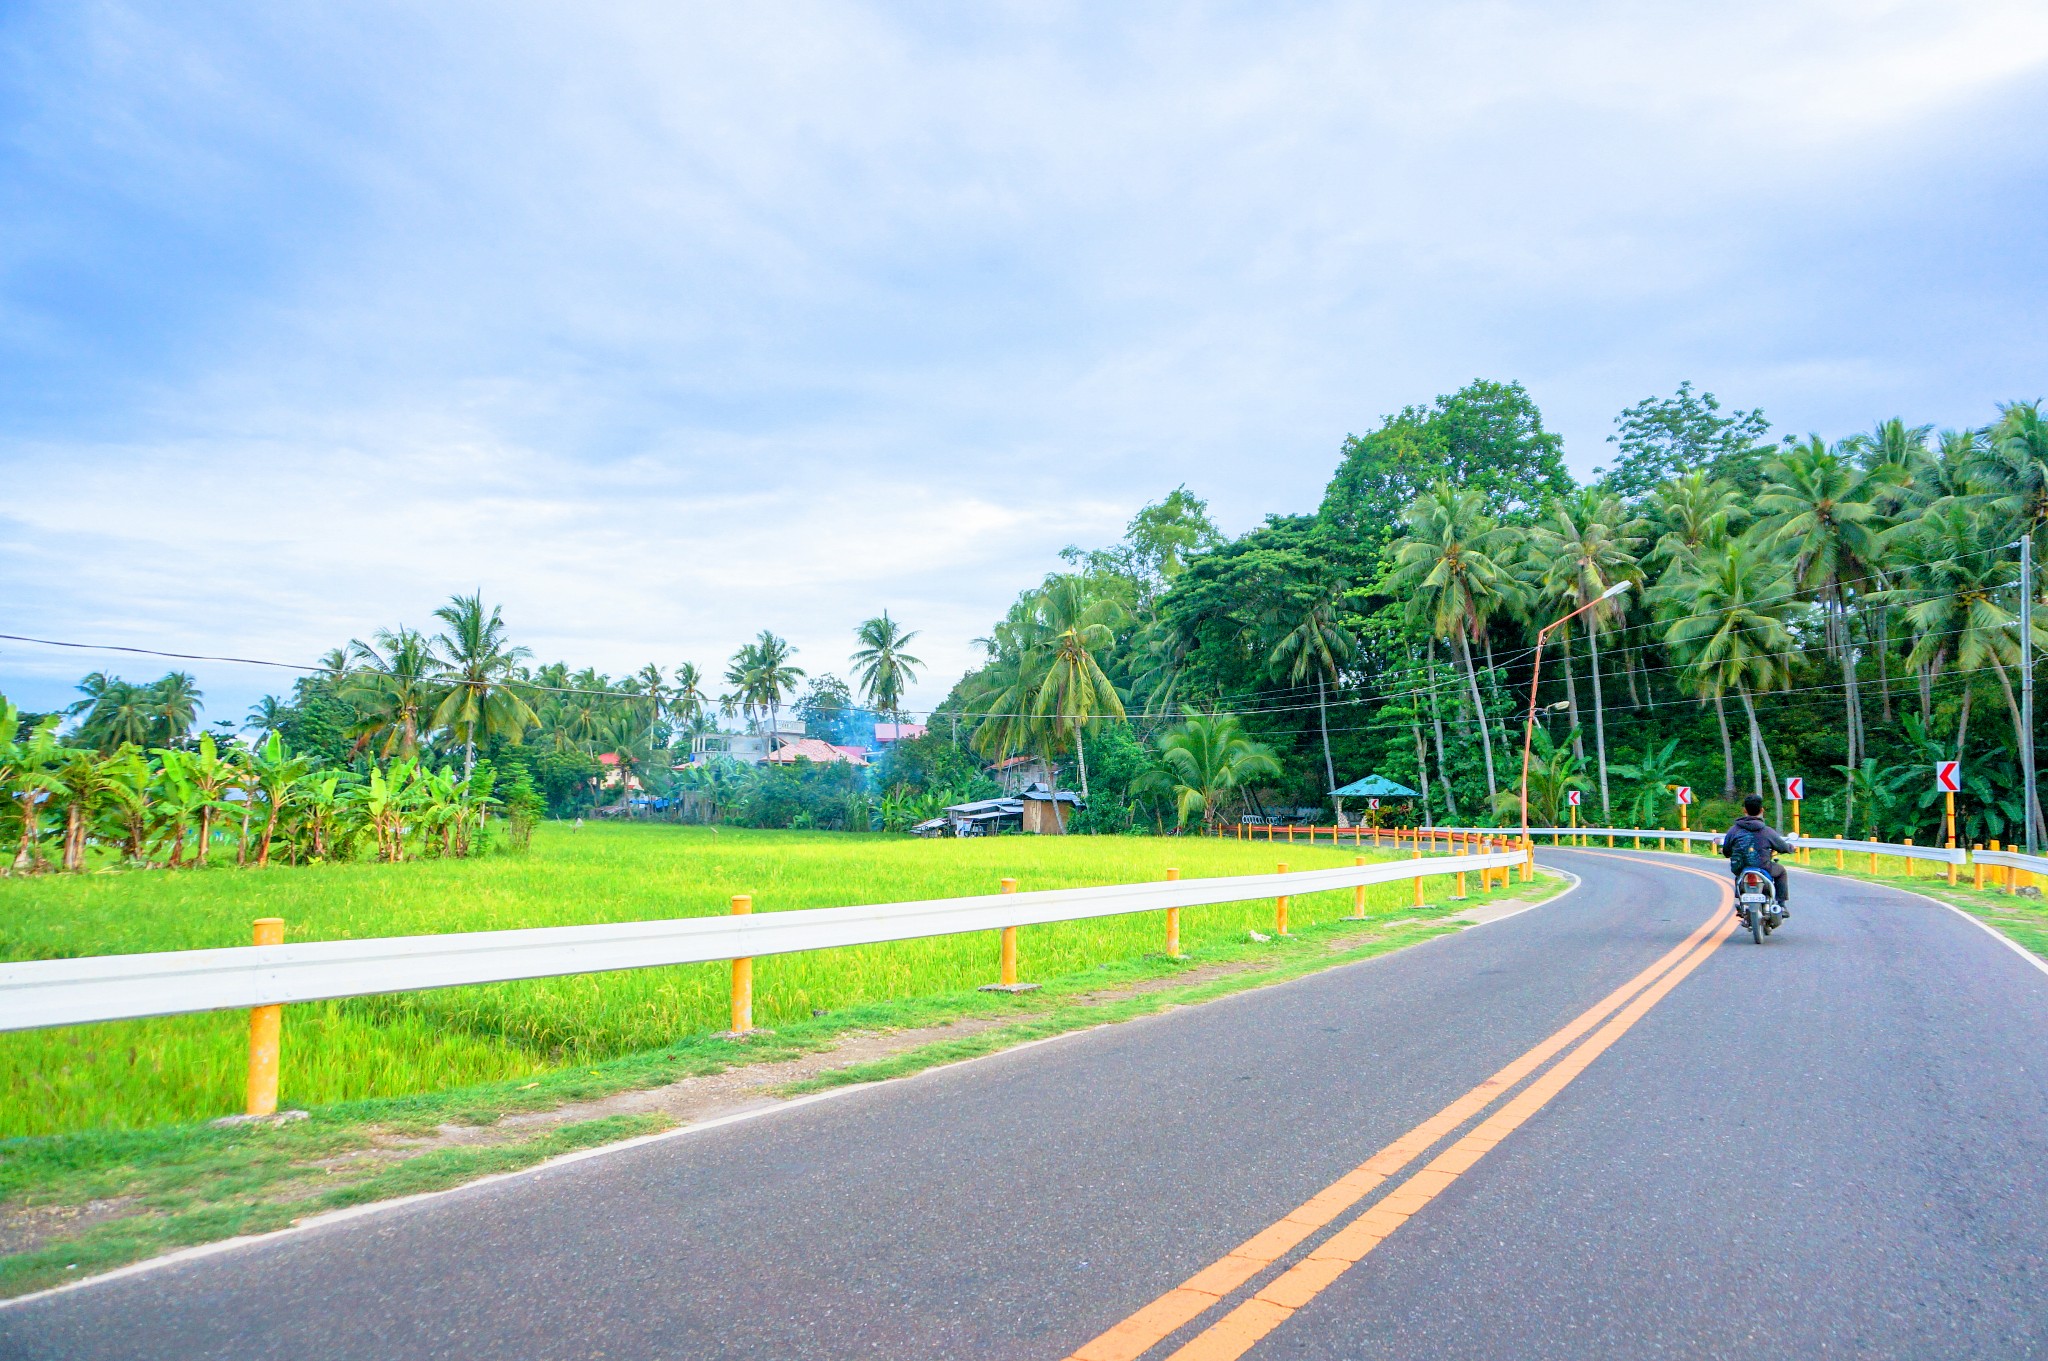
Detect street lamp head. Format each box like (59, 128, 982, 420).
(1546, 700, 1571, 711)
(1600, 580, 1632, 600)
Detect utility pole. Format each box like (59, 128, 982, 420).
(2024, 534, 2040, 855)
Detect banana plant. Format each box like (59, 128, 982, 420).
(248, 732, 312, 868)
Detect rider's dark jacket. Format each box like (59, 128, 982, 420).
(1725, 815, 1793, 868)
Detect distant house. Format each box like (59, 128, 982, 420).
(764, 738, 869, 767)
(595, 752, 644, 791)
(686, 716, 807, 767)
(914, 782, 1084, 837)
(987, 753, 1055, 794)
(873, 722, 926, 745)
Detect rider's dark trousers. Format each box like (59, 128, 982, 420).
(1732, 862, 1789, 905)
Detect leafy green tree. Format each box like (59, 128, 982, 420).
(1597, 381, 1772, 499)
(1324, 380, 1572, 531)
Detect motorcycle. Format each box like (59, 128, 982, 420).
(1736, 867, 1781, 944)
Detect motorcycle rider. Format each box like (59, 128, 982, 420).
(1725, 793, 1793, 922)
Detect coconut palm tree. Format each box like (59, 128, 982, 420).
(148, 672, 204, 746)
(851, 612, 924, 721)
(1646, 473, 1745, 583)
(1663, 537, 1799, 825)
(1529, 490, 1643, 818)
(1753, 437, 1891, 775)
(1032, 581, 1127, 805)
(1133, 713, 1282, 829)
(245, 694, 291, 741)
(1386, 483, 1522, 801)
(1266, 584, 1356, 799)
(740, 631, 806, 740)
(344, 628, 443, 760)
(1888, 503, 2048, 845)
(429, 593, 538, 776)
(670, 663, 709, 729)
(1978, 400, 2048, 544)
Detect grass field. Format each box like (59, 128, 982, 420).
(0, 823, 1485, 1138)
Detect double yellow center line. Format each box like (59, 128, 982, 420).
(1069, 856, 1738, 1361)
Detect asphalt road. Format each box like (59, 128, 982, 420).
(6, 850, 2047, 1360)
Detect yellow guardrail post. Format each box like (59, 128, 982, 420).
(1904, 836, 1915, 877)
(1411, 846, 1423, 908)
(1348, 855, 1368, 919)
(729, 894, 753, 1036)
(1165, 867, 1181, 957)
(979, 878, 1041, 993)
(1275, 862, 1291, 936)
(1868, 839, 1878, 874)
(1522, 835, 1533, 882)
(246, 916, 285, 1117)
(999, 878, 1019, 983)
(1972, 845, 1984, 890)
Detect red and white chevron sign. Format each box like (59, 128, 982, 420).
(1785, 776, 1803, 801)
(1936, 761, 1961, 794)
(1567, 789, 1582, 806)
(1675, 786, 1693, 806)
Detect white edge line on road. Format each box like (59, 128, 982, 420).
(1849, 878, 2048, 982)
(2, 868, 1583, 1312)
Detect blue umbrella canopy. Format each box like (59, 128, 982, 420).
(1329, 774, 1420, 798)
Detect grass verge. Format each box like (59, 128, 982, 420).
(0, 867, 1565, 1300)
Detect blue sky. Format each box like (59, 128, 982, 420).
(4, 1, 2047, 724)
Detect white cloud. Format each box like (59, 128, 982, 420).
(3, 0, 2046, 720)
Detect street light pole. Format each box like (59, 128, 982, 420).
(1520, 580, 1631, 848)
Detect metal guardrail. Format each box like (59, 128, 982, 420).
(0, 852, 1527, 1035)
(1791, 835, 1966, 865)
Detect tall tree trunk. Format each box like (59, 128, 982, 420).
(1713, 693, 1736, 798)
(1425, 645, 1457, 821)
(1954, 684, 1971, 764)
(1316, 675, 1336, 799)
(1411, 719, 1432, 822)
(1877, 607, 1893, 722)
(1589, 626, 1612, 818)
(1988, 657, 2048, 848)
(1738, 688, 1783, 825)
(1741, 688, 1765, 797)
(196, 807, 213, 867)
(1839, 597, 1865, 771)
(1456, 631, 1499, 800)
(1075, 728, 1090, 801)
(237, 798, 253, 868)
(1624, 643, 1643, 709)
(465, 738, 476, 780)
(1559, 628, 1585, 761)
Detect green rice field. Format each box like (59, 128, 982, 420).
(0, 824, 1476, 1138)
